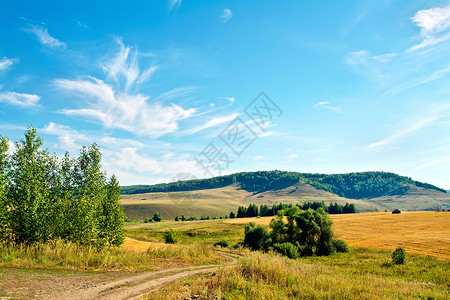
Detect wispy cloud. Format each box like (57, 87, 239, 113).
(414, 156, 450, 170)
(364, 104, 450, 150)
(217, 96, 235, 103)
(54, 78, 195, 137)
(345, 50, 395, 79)
(313, 101, 342, 113)
(42, 122, 88, 151)
(24, 25, 66, 49)
(181, 113, 239, 135)
(0, 91, 40, 107)
(408, 5, 450, 52)
(0, 57, 18, 72)
(288, 154, 298, 159)
(254, 155, 264, 160)
(220, 9, 233, 23)
(168, 0, 182, 11)
(102, 37, 157, 91)
(385, 63, 450, 95)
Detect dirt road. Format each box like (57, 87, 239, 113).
(57, 248, 239, 300)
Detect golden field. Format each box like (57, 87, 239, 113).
(226, 211, 450, 260)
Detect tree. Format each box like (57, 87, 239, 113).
(295, 209, 334, 256)
(246, 204, 258, 217)
(0, 135, 10, 240)
(392, 247, 407, 265)
(164, 228, 178, 244)
(175, 216, 179, 221)
(97, 175, 125, 247)
(153, 211, 162, 222)
(229, 211, 236, 219)
(244, 222, 272, 251)
(8, 127, 51, 244)
(237, 206, 247, 218)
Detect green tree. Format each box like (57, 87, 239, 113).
(97, 175, 125, 246)
(153, 211, 162, 222)
(8, 127, 51, 244)
(392, 247, 407, 265)
(164, 228, 178, 244)
(0, 135, 10, 240)
(244, 222, 272, 251)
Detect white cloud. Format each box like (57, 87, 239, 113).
(288, 154, 298, 159)
(313, 101, 341, 113)
(0, 91, 40, 107)
(54, 38, 198, 138)
(181, 113, 239, 135)
(408, 6, 450, 51)
(24, 25, 66, 49)
(0, 57, 18, 72)
(220, 9, 233, 23)
(168, 0, 182, 11)
(217, 96, 235, 103)
(103, 147, 196, 179)
(254, 155, 264, 160)
(54, 77, 196, 137)
(42, 122, 88, 151)
(102, 37, 158, 90)
(364, 104, 450, 150)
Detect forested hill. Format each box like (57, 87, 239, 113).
(121, 171, 447, 199)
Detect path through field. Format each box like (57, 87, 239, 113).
(56, 239, 239, 300)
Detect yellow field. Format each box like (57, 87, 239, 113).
(225, 212, 450, 260)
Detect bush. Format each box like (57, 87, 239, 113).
(333, 239, 350, 253)
(273, 242, 299, 259)
(244, 222, 272, 251)
(163, 228, 178, 244)
(214, 240, 229, 248)
(153, 212, 162, 222)
(392, 247, 407, 264)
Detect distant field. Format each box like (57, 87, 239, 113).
(225, 211, 450, 260)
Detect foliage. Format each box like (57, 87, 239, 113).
(121, 170, 446, 199)
(273, 242, 298, 259)
(152, 211, 162, 222)
(0, 127, 124, 247)
(244, 222, 272, 251)
(332, 239, 350, 253)
(392, 247, 407, 265)
(163, 228, 179, 244)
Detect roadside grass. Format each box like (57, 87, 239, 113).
(146, 249, 450, 299)
(0, 238, 220, 271)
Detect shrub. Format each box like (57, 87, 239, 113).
(214, 240, 229, 248)
(333, 239, 350, 253)
(163, 228, 179, 244)
(392, 247, 407, 264)
(273, 242, 299, 259)
(153, 212, 162, 222)
(244, 222, 272, 251)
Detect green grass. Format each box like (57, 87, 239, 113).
(146, 249, 450, 299)
(125, 219, 245, 246)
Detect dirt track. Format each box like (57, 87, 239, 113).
(57, 249, 239, 300)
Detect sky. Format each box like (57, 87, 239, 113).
(0, 0, 450, 189)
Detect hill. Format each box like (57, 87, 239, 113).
(120, 171, 450, 219)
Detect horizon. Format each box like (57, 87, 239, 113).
(1, 1, 450, 189)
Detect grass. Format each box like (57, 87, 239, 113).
(0, 238, 220, 272)
(125, 219, 245, 246)
(146, 249, 450, 299)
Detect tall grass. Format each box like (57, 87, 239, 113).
(0, 239, 219, 271)
(147, 249, 450, 299)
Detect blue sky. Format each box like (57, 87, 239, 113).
(1, 0, 450, 189)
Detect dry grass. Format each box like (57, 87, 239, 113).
(226, 211, 450, 260)
(147, 250, 449, 299)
